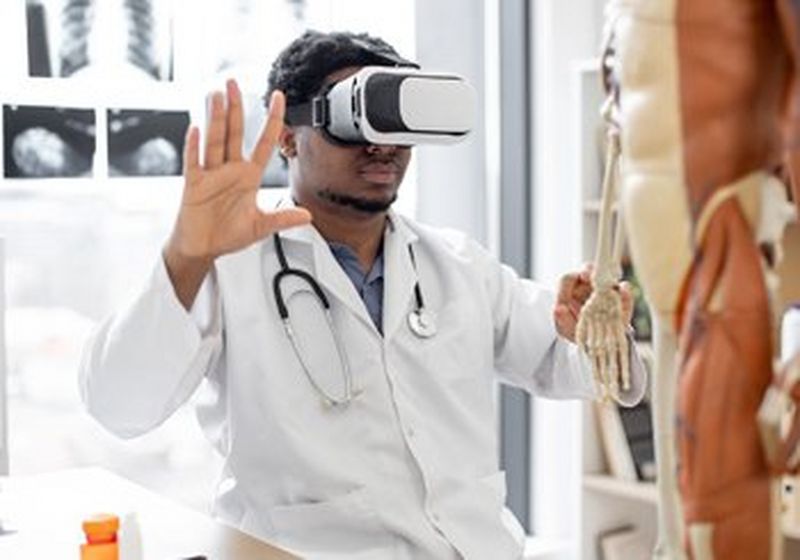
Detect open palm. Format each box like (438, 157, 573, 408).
(172, 80, 310, 260)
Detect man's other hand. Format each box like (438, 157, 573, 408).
(553, 265, 634, 343)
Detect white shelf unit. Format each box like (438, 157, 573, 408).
(0, 238, 6, 476)
(583, 474, 658, 505)
(575, 59, 800, 560)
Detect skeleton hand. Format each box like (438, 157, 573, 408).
(554, 267, 634, 333)
(575, 284, 632, 401)
(557, 270, 633, 401)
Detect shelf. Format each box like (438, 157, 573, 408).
(582, 200, 618, 213)
(583, 474, 658, 504)
(583, 475, 800, 541)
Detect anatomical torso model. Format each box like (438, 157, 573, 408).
(606, 0, 800, 558)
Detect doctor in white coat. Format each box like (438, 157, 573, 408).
(80, 31, 646, 560)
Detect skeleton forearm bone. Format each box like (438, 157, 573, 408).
(576, 103, 630, 401)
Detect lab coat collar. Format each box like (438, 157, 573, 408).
(381, 209, 420, 340)
(274, 197, 419, 340)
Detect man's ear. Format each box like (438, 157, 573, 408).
(279, 126, 298, 158)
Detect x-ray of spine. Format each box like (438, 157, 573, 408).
(27, 0, 173, 81)
(214, 0, 304, 74)
(285, 0, 306, 21)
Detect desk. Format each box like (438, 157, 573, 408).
(0, 467, 297, 559)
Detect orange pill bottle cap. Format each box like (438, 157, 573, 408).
(82, 514, 119, 544)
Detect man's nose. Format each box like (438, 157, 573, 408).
(365, 143, 399, 155)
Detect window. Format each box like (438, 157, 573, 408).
(1, 0, 414, 512)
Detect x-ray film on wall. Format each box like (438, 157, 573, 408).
(239, 93, 289, 188)
(3, 105, 96, 178)
(107, 109, 188, 176)
(26, 0, 174, 81)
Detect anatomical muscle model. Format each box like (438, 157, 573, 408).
(594, 0, 800, 558)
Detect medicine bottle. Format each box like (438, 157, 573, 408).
(81, 513, 119, 560)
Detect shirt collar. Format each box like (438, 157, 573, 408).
(328, 240, 385, 284)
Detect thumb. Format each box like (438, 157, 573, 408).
(618, 280, 633, 302)
(618, 280, 634, 321)
(254, 207, 312, 240)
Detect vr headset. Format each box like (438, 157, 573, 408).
(285, 66, 475, 146)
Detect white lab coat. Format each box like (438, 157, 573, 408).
(79, 209, 646, 560)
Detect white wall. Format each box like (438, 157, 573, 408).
(415, 2, 609, 557)
(0, 238, 7, 476)
(531, 0, 605, 558)
(413, 0, 487, 244)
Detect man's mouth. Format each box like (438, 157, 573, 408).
(359, 161, 400, 183)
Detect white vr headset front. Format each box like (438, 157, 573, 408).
(285, 66, 476, 146)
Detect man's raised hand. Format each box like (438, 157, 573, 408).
(163, 80, 310, 309)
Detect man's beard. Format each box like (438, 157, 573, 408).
(317, 188, 397, 214)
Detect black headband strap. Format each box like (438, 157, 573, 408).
(285, 96, 329, 127)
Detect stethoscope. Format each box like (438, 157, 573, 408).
(271, 232, 437, 408)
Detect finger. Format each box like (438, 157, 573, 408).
(606, 326, 619, 395)
(597, 325, 609, 392)
(560, 273, 593, 312)
(580, 262, 595, 282)
(554, 304, 576, 341)
(225, 79, 244, 161)
(557, 274, 580, 303)
(568, 288, 593, 316)
(205, 91, 226, 169)
(183, 126, 200, 179)
(617, 280, 632, 295)
(254, 207, 312, 240)
(575, 313, 587, 348)
(618, 324, 631, 391)
(618, 281, 634, 322)
(252, 90, 286, 168)
(575, 276, 593, 301)
(558, 300, 579, 325)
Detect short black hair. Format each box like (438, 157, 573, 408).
(266, 30, 415, 109)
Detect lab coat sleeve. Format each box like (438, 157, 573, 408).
(483, 245, 646, 407)
(78, 255, 223, 438)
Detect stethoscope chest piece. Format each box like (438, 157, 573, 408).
(408, 309, 437, 339)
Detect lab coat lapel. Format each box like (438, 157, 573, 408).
(277, 210, 377, 334)
(310, 234, 377, 330)
(382, 211, 419, 341)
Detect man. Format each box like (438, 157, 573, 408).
(80, 31, 646, 559)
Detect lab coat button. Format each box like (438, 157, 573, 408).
(407, 427, 415, 438)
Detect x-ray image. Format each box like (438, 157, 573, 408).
(3, 105, 96, 178)
(107, 109, 188, 176)
(239, 93, 289, 188)
(261, 145, 290, 188)
(26, 0, 174, 81)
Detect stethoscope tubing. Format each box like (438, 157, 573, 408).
(271, 230, 434, 408)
